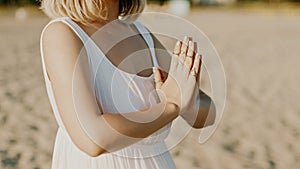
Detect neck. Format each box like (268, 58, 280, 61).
(106, 1, 120, 22)
(78, 0, 120, 36)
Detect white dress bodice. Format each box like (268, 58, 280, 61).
(40, 17, 176, 169)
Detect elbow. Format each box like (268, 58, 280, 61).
(76, 143, 107, 158)
(193, 101, 216, 129)
(204, 106, 216, 127)
(192, 113, 215, 129)
(192, 120, 214, 129)
(83, 147, 106, 158)
(198, 113, 215, 128)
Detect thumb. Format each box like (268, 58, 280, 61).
(152, 67, 163, 89)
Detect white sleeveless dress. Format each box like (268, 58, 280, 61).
(40, 17, 177, 169)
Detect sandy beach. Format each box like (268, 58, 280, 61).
(0, 5, 300, 169)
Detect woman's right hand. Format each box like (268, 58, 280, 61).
(153, 36, 201, 115)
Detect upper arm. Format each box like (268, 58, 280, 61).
(41, 21, 104, 157)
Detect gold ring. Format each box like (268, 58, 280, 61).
(190, 68, 197, 77)
(172, 51, 179, 55)
(154, 79, 163, 83)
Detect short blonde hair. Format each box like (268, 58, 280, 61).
(40, 0, 145, 25)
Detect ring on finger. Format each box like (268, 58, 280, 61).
(178, 61, 184, 66)
(172, 51, 180, 55)
(154, 79, 163, 83)
(190, 68, 197, 77)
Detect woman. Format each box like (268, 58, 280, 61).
(39, 0, 215, 168)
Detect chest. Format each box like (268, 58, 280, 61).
(85, 25, 155, 78)
(106, 35, 154, 77)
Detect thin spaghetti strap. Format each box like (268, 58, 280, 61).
(62, 18, 90, 43)
(133, 21, 159, 68)
(40, 17, 108, 85)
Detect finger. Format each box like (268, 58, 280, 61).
(190, 53, 201, 79)
(179, 36, 189, 63)
(184, 40, 195, 70)
(173, 40, 181, 55)
(160, 70, 167, 82)
(194, 41, 198, 54)
(152, 67, 163, 89)
(170, 40, 181, 72)
(193, 42, 200, 82)
(196, 54, 202, 82)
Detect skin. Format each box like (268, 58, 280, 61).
(151, 36, 216, 129)
(42, 21, 180, 157)
(41, 0, 216, 157)
(153, 37, 216, 129)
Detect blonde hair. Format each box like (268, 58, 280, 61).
(40, 0, 145, 25)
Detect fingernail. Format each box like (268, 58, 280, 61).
(184, 36, 188, 43)
(189, 40, 193, 48)
(174, 40, 181, 53)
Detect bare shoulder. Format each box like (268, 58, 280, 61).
(42, 21, 83, 58)
(41, 21, 84, 81)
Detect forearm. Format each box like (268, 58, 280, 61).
(102, 102, 178, 138)
(181, 90, 216, 129)
(92, 101, 179, 154)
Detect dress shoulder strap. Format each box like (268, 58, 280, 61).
(44, 17, 90, 43)
(133, 21, 159, 68)
(61, 17, 90, 43)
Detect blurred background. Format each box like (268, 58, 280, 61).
(0, 0, 300, 169)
